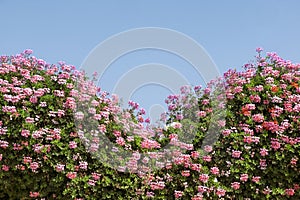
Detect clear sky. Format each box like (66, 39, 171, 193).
(1, 0, 300, 122)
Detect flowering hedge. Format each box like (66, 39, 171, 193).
(0, 51, 142, 199)
(0, 49, 299, 199)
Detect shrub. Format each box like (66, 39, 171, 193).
(0, 51, 141, 199)
(156, 48, 300, 199)
(0, 49, 299, 199)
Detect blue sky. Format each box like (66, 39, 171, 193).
(1, 0, 300, 122)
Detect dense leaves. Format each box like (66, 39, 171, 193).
(0, 49, 299, 199)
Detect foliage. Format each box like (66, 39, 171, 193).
(0, 49, 299, 199)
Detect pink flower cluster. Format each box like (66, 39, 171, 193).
(0, 49, 299, 199)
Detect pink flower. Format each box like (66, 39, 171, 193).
(232, 150, 242, 158)
(145, 118, 150, 123)
(202, 155, 212, 162)
(256, 47, 263, 53)
(233, 86, 243, 93)
(191, 151, 200, 159)
(39, 101, 47, 107)
(181, 170, 190, 177)
(16, 164, 25, 171)
(169, 134, 178, 140)
(57, 109, 65, 117)
(252, 176, 261, 183)
(116, 137, 125, 146)
(30, 162, 39, 171)
(29, 192, 39, 198)
(252, 136, 260, 144)
(69, 141, 77, 149)
(13, 143, 23, 150)
(216, 188, 226, 197)
(204, 145, 213, 153)
(58, 79, 67, 84)
(294, 184, 300, 191)
(137, 115, 144, 123)
(271, 138, 281, 150)
(2, 165, 9, 171)
(250, 94, 261, 103)
(262, 187, 272, 195)
(191, 164, 201, 172)
(252, 114, 264, 123)
(64, 97, 76, 110)
(218, 120, 226, 127)
(222, 129, 232, 136)
(171, 122, 182, 129)
(128, 100, 139, 109)
(194, 85, 202, 92)
(202, 99, 210, 105)
(98, 124, 106, 133)
(0, 140, 9, 149)
(88, 179, 96, 186)
(192, 195, 203, 200)
(89, 143, 99, 152)
(118, 166, 126, 172)
(243, 136, 252, 144)
(24, 49, 33, 54)
(23, 156, 32, 164)
(263, 100, 269, 105)
(25, 117, 34, 123)
(204, 87, 211, 94)
(32, 130, 44, 139)
(146, 191, 155, 198)
(199, 174, 209, 183)
(245, 104, 256, 110)
(198, 186, 208, 193)
(150, 181, 165, 190)
(226, 92, 235, 99)
(198, 185, 209, 193)
(20, 129, 30, 137)
(132, 152, 140, 161)
(113, 130, 121, 137)
(260, 148, 268, 156)
(231, 182, 240, 190)
(285, 188, 295, 196)
(2, 106, 17, 113)
(290, 158, 298, 166)
(255, 125, 263, 133)
(271, 96, 282, 103)
(141, 139, 160, 149)
(79, 161, 88, 170)
(240, 174, 248, 182)
(92, 172, 101, 180)
(23, 88, 33, 96)
(69, 89, 78, 97)
(66, 172, 77, 179)
(284, 102, 293, 112)
(29, 96, 38, 103)
(88, 108, 96, 114)
(210, 167, 219, 175)
(93, 114, 102, 120)
(174, 190, 183, 199)
(0, 125, 8, 135)
(197, 111, 206, 117)
(55, 164, 65, 172)
(260, 159, 267, 169)
(34, 88, 45, 97)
